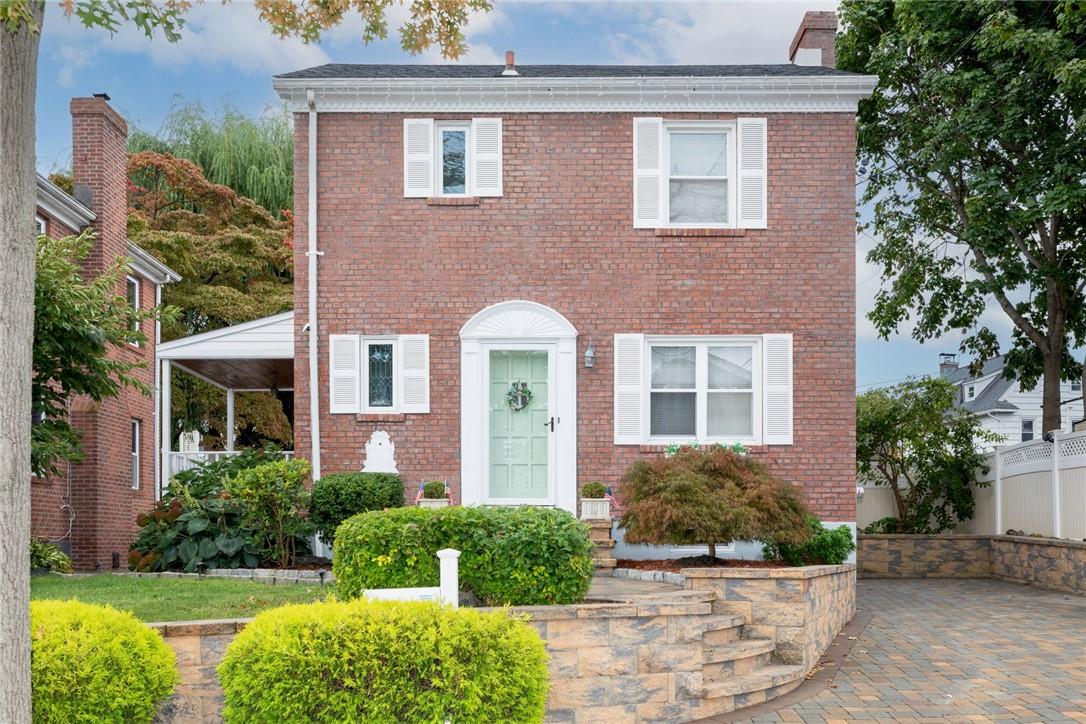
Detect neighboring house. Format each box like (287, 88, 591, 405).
(255, 10, 875, 534)
(940, 353, 1085, 447)
(33, 95, 180, 570)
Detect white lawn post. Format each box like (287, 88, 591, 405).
(437, 548, 460, 609)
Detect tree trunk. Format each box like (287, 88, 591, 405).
(707, 542, 716, 560)
(1042, 344, 1063, 435)
(0, 7, 42, 722)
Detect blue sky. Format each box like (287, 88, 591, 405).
(34, 0, 1005, 390)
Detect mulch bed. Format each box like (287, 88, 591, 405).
(617, 556, 788, 573)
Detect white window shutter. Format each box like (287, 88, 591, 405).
(471, 118, 503, 197)
(737, 118, 768, 229)
(614, 334, 645, 444)
(763, 334, 793, 445)
(403, 118, 434, 197)
(329, 334, 360, 414)
(398, 334, 430, 413)
(633, 118, 663, 228)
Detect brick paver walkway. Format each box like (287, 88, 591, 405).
(738, 578, 1086, 723)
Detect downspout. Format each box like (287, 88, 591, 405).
(153, 282, 162, 499)
(306, 88, 322, 480)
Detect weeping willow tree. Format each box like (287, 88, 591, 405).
(129, 102, 293, 218)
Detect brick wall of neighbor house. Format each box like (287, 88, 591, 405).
(292, 111, 857, 522)
(36, 96, 159, 570)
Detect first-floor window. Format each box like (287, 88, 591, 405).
(1021, 419, 1034, 442)
(365, 340, 396, 410)
(648, 339, 758, 441)
(35, 215, 46, 235)
(130, 420, 140, 490)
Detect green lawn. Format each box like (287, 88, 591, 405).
(31, 574, 333, 622)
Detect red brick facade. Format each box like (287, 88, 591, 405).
(31, 98, 161, 569)
(292, 109, 857, 522)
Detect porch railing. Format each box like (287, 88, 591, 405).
(166, 450, 294, 479)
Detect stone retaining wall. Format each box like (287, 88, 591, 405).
(151, 566, 857, 723)
(857, 534, 1086, 594)
(115, 568, 334, 586)
(680, 565, 856, 668)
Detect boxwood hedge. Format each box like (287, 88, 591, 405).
(31, 600, 177, 723)
(309, 472, 404, 545)
(217, 599, 548, 723)
(333, 506, 594, 605)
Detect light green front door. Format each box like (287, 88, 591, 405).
(487, 348, 551, 501)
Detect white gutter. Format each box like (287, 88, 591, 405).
(272, 74, 879, 114)
(306, 89, 322, 480)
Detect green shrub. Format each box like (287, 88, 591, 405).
(31, 599, 177, 723)
(334, 506, 594, 605)
(218, 599, 547, 723)
(422, 480, 446, 499)
(620, 446, 812, 559)
(310, 472, 404, 545)
(581, 482, 607, 499)
(31, 538, 73, 573)
(763, 516, 856, 566)
(129, 449, 289, 572)
(861, 516, 902, 534)
(225, 458, 313, 568)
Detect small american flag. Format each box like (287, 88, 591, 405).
(604, 485, 620, 511)
(415, 480, 451, 503)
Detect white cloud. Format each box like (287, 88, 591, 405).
(44, 3, 329, 76)
(597, 1, 839, 65)
(55, 44, 97, 87)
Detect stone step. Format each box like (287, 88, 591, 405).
(701, 665, 806, 700)
(702, 639, 776, 681)
(587, 528, 613, 542)
(700, 614, 747, 646)
(590, 538, 616, 549)
(592, 558, 617, 569)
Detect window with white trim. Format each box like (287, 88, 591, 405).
(666, 126, 734, 226)
(1021, 419, 1034, 442)
(633, 117, 766, 230)
(130, 419, 140, 490)
(329, 334, 430, 415)
(35, 215, 46, 235)
(648, 338, 759, 442)
(1071, 380, 1082, 392)
(436, 122, 469, 196)
(965, 384, 975, 400)
(126, 275, 140, 344)
(403, 118, 503, 198)
(363, 338, 397, 412)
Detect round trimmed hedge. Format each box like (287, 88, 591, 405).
(31, 600, 177, 723)
(217, 600, 548, 723)
(333, 506, 594, 605)
(309, 471, 404, 544)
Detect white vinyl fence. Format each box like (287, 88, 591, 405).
(858, 430, 1086, 540)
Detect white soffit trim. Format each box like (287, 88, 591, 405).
(272, 76, 878, 113)
(127, 242, 181, 285)
(36, 174, 95, 230)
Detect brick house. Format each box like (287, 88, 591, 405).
(33, 95, 179, 570)
(267, 12, 874, 533)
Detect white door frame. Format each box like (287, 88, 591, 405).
(481, 342, 557, 506)
(460, 300, 577, 514)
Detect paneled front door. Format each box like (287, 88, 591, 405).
(484, 345, 555, 504)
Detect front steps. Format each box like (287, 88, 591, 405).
(587, 520, 616, 570)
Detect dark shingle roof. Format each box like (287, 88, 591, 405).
(942, 355, 1007, 385)
(275, 64, 863, 80)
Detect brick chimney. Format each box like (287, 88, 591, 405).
(789, 11, 837, 68)
(939, 353, 959, 377)
(70, 94, 128, 276)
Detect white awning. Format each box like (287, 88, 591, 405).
(157, 311, 294, 390)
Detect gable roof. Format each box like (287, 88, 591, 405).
(276, 64, 862, 80)
(942, 355, 1007, 384)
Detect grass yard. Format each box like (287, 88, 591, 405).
(31, 574, 333, 622)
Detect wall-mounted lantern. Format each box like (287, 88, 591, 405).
(584, 342, 597, 369)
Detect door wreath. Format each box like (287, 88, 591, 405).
(506, 382, 533, 411)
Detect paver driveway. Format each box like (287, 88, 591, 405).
(736, 578, 1086, 723)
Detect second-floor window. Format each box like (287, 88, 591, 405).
(403, 118, 503, 198)
(437, 122, 469, 196)
(126, 276, 140, 344)
(667, 127, 732, 226)
(1021, 419, 1034, 442)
